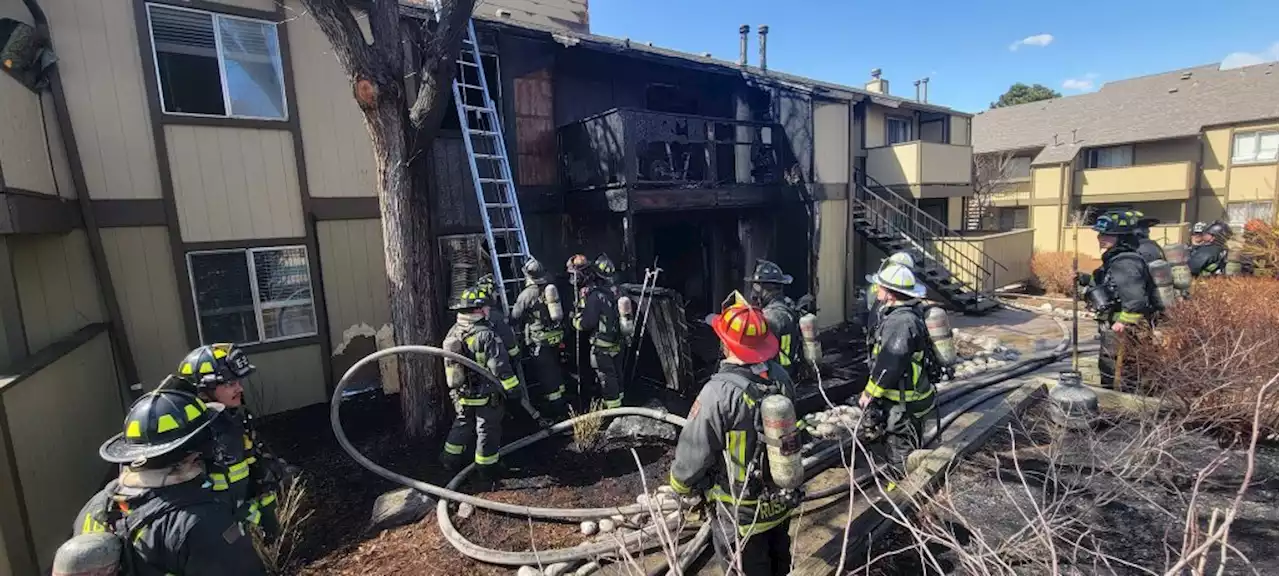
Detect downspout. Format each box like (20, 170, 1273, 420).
(23, 0, 141, 399)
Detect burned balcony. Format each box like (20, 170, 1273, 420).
(559, 108, 784, 207)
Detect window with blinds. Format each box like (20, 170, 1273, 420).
(146, 4, 287, 120)
(187, 246, 316, 344)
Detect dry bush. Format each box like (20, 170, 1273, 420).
(1030, 252, 1101, 296)
(569, 399, 606, 452)
(253, 476, 315, 574)
(1241, 217, 1278, 276)
(1131, 276, 1279, 438)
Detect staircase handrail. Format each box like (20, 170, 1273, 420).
(859, 171, 1008, 272)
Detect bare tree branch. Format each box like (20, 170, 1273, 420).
(968, 151, 1019, 231)
(301, 0, 376, 82)
(409, 0, 476, 129)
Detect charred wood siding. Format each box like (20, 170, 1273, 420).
(515, 69, 556, 186)
(430, 137, 483, 235)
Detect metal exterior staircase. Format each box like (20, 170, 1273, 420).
(453, 21, 529, 311)
(851, 172, 1003, 314)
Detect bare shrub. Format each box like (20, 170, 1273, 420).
(1030, 251, 1101, 296)
(1241, 217, 1278, 277)
(253, 476, 315, 574)
(569, 399, 606, 452)
(1131, 276, 1279, 438)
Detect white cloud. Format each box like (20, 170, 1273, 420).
(1009, 34, 1054, 51)
(1221, 42, 1280, 70)
(1062, 73, 1099, 92)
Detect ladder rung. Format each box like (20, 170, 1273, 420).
(478, 178, 511, 184)
(458, 82, 484, 90)
(462, 104, 493, 113)
(485, 203, 514, 208)
(457, 59, 478, 67)
(468, 129, 499, 136)
(474, 153, 502, 160)
(491, 227, 520, 233)
(495, 252, 525, 258)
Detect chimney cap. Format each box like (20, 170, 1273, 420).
(758, 24, 769, 33)
(739, 24, 749, 33)
(870, 68, 882, 79)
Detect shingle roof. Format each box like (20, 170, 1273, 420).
(469, 14, 969, 116)
(972, 62, 1280, 165)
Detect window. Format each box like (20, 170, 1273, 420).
(147, 4, 287, 120)
(1231, 129, 1279, 164)
(886, 116, 913, 145)
(998, 207, 1029, 231)
(1087, 145, 1133, 169)
(1226, 201, 1275, 230)
(1004, 156, 1032, 180)
(187, 246, 316, 344)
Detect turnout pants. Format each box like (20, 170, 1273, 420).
(590, 346, 623, 408)
(530, 340, 567, 417)
(441, 395, 505, 472)
(1098, 324, 1143, 391)
(866, 397, 936, 472)
(709, 507, 792, 576)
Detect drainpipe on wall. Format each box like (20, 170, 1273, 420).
(22, 0, 141, 400)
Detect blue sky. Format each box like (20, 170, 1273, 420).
(588, 0, 1280, 113)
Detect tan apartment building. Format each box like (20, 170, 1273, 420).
(971, 62, 1279, 258)
(0, 0, 977, 571)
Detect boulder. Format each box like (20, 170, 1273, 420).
(368, 488, 436, 534)
(603, 415, 677, 443)
(456, 503, 475, 520)
(579, 521, 598, 536)
(598, 518, 616, 533)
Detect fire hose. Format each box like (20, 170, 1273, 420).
(330, 300, 1079, 570)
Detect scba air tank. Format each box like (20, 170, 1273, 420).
(760, 395, 802, 490)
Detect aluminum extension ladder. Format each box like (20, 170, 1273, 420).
(452, 20, 530, 312)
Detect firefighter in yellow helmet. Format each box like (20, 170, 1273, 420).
(669, 293, 798, 575)
(59, 390, 266, 575)
(570, 254, 625, 408)
(167, 344, 286, 540)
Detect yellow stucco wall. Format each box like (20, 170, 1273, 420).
(1199, 121, 1279, 221)
(816, 200, 848, 329)
(1032, 165, 1064, 200)
(1031, 206, 1062, 252)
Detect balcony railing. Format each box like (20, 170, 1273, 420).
(865, 140, 973, 190)
(1076, 161, 1194, 199)
(559, 108, 782, 192)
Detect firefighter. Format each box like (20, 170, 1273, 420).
(865, 251, 916, 344)
(1080, 210, 1158, 390)
(1189, 222, 1210, 246)
(669, 297, 797, 575)
(441, 284, 549, 483)
(476, 273, 522, 360)
(167, 344, 285, 539)
(65, 390, 266, 575)
(1188, 221, 1230, 277)
(570, 254, 625, 408)
(510, 257, 568, 418)
(745, 259, 803, 381)
(857, 262, 937, 470)
(1133, 212, 1166, 263)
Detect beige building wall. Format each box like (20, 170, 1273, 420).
(287, 3, 378, 198)
(3, 330, 122, 572)
(1229, 164, 1279, 201)
(1199, 121, 1279, 221)
(9, 231, 105, 352)
(100, 227, 189, 386)
(863, 103, 918, 149)
(1133, 137, 1198, 165)
(40, 0, 162, 200)
(812, 101, 850, 184)
(950, 115, 970, 146)
(317, 219, 391, 348)
(248, 344, 326, 415)
(815, 200, 847, 329)
(217, 0, 278, 10)
(1030, 164, 1065, 251)
(164, 125, 306, 242)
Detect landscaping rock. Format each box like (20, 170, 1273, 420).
(579, 521, 597, 536)
(575, 562, 600, 575)
(603, 415, 677, 443)
(518, 566, 541, 576)
(598, 518, 616, 533)
(456, 502, 475, 520)
(367, 488, 435, 533)
(545, 563, 573, 576)
(1040, 303, 1054, 312)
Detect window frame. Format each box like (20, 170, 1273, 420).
(1086, 145, 1134, 169)
(885, 115, 914, 145)
(1230, 129, 1279, 165)
(185, 245, 317, 346)
(145, 2, 290, 122)
(1225, 200, 1276, 231)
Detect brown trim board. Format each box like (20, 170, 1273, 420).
(0, 241, 28, 362)
(142, 0, 278, 22)
(134, 0, 201, 348)
(158, 114, 293, 132)
(0, 392, 37, 576)
(93, 199, 168, 228)
(184, 236, 310, 252)
(0, 188, 82, 234)
(313, 197, 381, 221)
(276, 12, 335, 392)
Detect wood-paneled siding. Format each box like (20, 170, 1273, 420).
(2, 330, 123, 572)
(247, 344, 326, 415)
(0, 74, 72, 197)
(9, 231, 105, 352)
(317, 219, 390, 348)
(164, 125, 306, 242)
(41, 0, 161, 200)
(287, 2, 377, 198)
(100, 227, 187, 385)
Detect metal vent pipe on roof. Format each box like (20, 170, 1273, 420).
(757, 25, 768, 72)
(914, 79, 921, 101)
(922, 77, 930, 103)
(739, 25, 749, 66)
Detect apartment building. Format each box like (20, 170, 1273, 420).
(0, 0, 976, 570)
(972, 62, 1279, 257)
